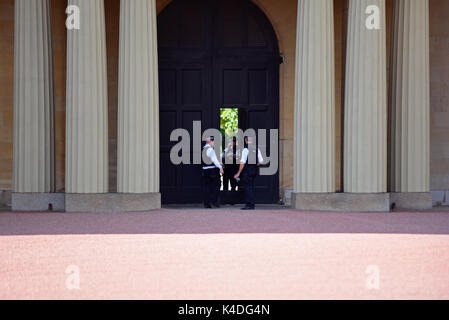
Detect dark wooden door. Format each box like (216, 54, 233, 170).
(158, 0, 279, 204)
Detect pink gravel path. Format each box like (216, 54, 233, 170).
(0, 208, 448, 300)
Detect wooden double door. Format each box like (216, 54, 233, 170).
(158, 0, 279, 204)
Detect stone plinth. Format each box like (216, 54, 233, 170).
(65, 193, 161, 213)
(390, 193, 433, 211)
(292, 193, 391, 212)
(12, 193, 65, 212)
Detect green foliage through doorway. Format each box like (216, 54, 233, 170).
(220, 108, 239, 137)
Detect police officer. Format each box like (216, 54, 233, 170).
(222, 136, 239, 192)
(202, 137, 224, 208)
(234, 136, 264, 210)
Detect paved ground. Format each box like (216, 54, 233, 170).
(0, 206, 449, 300)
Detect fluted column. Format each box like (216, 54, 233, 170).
(66, 0, 108, 193)
(293, 0, 335, 193)
(344, 0, 387, 193)
(13, 0, 55, 193)
(390, 0, 430, 193)
(118, 0, 160, 193)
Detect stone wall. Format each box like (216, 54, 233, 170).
(0, 0, 14, 192)
(51, 0, 67, 192)
(0, 0, 448, 204)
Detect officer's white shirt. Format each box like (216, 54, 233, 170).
(222, 146, 240, 159)
(204, 145, 222, 169)
(240, 147, 264, 164)
(222, 147, 232, 158)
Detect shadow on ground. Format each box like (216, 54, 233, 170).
(0, 205, 448, 236)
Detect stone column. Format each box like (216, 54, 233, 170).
(292, 0, 336, 210)
(344, 0, 387, 194)
(117, 0, 160, 209)
(336, 0, 390, 211)
(389, 0, 432, 209)
(12, 0, 61, 211)
(64, 0, 109, 211)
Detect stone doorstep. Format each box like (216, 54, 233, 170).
(9, 192, 439, 213)
(65, 193, 161, 213)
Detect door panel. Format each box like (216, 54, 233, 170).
(214, 60, 279, 204)
(159, 63, 212, 204)
(248, 69, 268, 105)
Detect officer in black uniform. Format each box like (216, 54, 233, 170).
(202, 137, 223, 208)
(234, 136, 264, 210)
(222, 136, 239, 192)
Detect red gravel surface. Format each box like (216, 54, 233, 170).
(1, 208, 448, 300)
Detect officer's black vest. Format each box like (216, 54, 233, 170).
(245, 145, 259, 176)
(202, 145, 215, 167)
(202, 144, 219, 177)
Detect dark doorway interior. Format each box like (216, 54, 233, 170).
(158, 0, 280, 204)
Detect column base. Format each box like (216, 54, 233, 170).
(65, 193, 161, 213)
(292, 193, 391, 212)
(12, 193, 65, 212)
(282, 189, 294, 206)
(431, 190, 449, 206)
(390, 192, 433, 210)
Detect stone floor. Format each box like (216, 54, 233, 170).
(0, 207, 448, 299)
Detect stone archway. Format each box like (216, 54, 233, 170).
(157, 0, 280, 204)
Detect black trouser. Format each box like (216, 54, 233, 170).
(223, 165, 238, 191)
(242, 168, 257, 208)
(203, 168, 220, 205)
